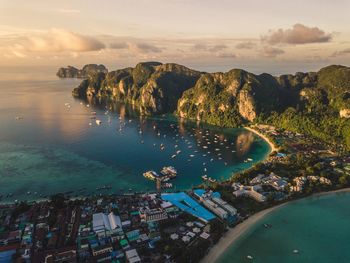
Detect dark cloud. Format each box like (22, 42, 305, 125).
(262, 46, 285, 57)
(109, 42, 128, 49)
(235, 41, 256, 49)
(262, 23, 332, 45)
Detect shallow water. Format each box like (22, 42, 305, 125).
(0, 67, 270, 202)
(217, 191, 350, 263)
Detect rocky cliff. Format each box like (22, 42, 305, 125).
(70, 63, 350, 150)
(73, 62, 202, 114)
(57, 64, 108, 78)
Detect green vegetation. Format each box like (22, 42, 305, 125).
(71, 63, 350, 152)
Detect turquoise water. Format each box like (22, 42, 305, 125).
(0, 67, 270, 202)
(217, 191, 350, 263)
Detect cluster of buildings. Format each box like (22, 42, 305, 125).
(290, 176, 332, 192)
(232, 173, 288, 202)
(0, 190, 236, 262)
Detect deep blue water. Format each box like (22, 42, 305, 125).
(0, 68, 270, 202)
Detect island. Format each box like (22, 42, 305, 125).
(70, 62, 350, 153)
(56, 64, 108, 78)
(0, 63, 349, 263)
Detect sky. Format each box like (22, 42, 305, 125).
(0, 0, 350, 74)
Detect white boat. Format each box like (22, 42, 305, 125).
(96, 120, 102, 125)
(247, 255, 253, 260)
(171, 154, 177, 159)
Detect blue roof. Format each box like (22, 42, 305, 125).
(161, 192, 215, 222)
(193, 189, 221, 198)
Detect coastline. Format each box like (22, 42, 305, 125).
(201, 187, 350, 263)
(244, 126, 279, 153)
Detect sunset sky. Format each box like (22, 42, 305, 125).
(1, 0, 350, 74)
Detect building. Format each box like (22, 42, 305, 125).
(125, 249, 141, 263)
(161, 192, 216, 223)
(193, 189, 237, 223)
(92, 244, 113, 257)
(92, 212, 122, 236)
(139, 208, 168, 222)
(44, 249, 77, 263)
(232, 185, 267, 202)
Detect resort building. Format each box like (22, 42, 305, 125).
(161, 192, 216, 223)
(193, 189, 237, 223)
(250, 173, 288, 191)
(232, 184, 267, 202)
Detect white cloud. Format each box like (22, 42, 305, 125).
(24, 28, 105, 52)
(262, 23, 332, 45)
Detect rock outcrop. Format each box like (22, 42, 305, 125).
(72, 62, 201, 115)
(57, 64, 107, 78)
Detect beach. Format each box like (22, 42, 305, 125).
(201, 187, 350, 263)
(201, 203, 286, 263)
(244, 126, 279, 153)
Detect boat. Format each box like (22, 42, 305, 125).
(143, 171, 160, 181)
(171, 154, 177, 159)
(247, 255, 253, 260)
(96, 120, 102, 125)
(176, 150, 181, 154)
(201, 175, 208, 180)
(293, 249, 299, 254)
(161, 166, 177, 178)
(247, 158, 253, 162)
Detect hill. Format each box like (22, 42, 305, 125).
(68, 63, 350, 151)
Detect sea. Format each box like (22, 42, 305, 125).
(0, 66, 270, 202)
(217, 191, 350, 263)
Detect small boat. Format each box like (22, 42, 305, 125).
(247, 158, 253, 162)
(247, 255, 253, 260)
(176, 150, 181, 154)
(96, 120, 102, 125)
(171, 154, 177, 159)
(293, 249, 299, 254)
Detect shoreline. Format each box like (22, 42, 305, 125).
(244, 126, 279, 153)
(201, 187, 350, 263)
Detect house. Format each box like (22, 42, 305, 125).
(44, 249, 77, 263)
(92, 244, 113, 257)
(125, 249, 141, 263)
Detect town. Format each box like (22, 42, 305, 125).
(1, 125, 350, 262)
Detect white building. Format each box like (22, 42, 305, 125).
(92, 212, 122, 236)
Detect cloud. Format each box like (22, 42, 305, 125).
(331, 48, 350, 57)
(262, 46, 285, 57)
(215, 52, 236, 58)
(109, 42, 129, 49)
(133, 43, 163, 53)
(192, 43, 227, 52)
(235, 41, 256, 49)
(25, 28, 105, 52)
(262, 23, 332, 45)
